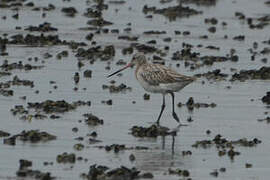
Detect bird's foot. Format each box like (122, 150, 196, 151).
(173, 112, 188, 127)
(154, 120, 160, 127)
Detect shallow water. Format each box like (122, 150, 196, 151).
(0, 0, 270, 179)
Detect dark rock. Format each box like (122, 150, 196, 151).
(205, 17, 218, 24)
(61, 7, 77, 17)
(122, 47, 134, 55)
(3, 136, 16, 145)
(245, 163, 252, 168)
(16, 159, 54, 179)
(182, 150, 192, 156)
(131, 124, 171, 137)
(233, 35, 245, 41)
(195, 69, 228, 81)
(145, 4, 201, 20)
(182, 0, 217, 6)
(262, 92, 270, 104)
(18, 130, 56, 143)
(56, 152, 76, 163)
(84, 113, 104, 126)
(89, 138, 102, 144)
(192, 134, 261, 158)
(143, 31, 166, 35)
(56, 50, 68, 59)
(76, 45, 115, 61)
(257, 116, 270, 123)
(25, 22, 58, 32)
(87, 18, 113, 26)
(19, 159, 32, 169)
(208, 26, 216, 33)
(0, 130, 10, 137)
(132, 43, 157, 53)
(83, 70, 92, 78)
(210, 170, 218, 177)
(102, 83, 132, 93)
(230, 66, 270, 81)
(0, 89, 13, 96)
(73, 143, 84, 151)
(118, 36, 138, 41)
(0, 60, 44, 71)
(178, 97, 217, 109)
(143, 93, 150, 100)
(168, 168, 190, 177)
(27, 100, 76, 113)
(141, 172, 154, 179)
(129, 154, 136, 161)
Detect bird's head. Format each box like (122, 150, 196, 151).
(130, 53, 147, 66)
(107, 53, 147, 78)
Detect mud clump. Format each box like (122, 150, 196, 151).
(143, 4, 202, 20)
(56, 152, 76, 163)
(143, 93, 150, 100)
(0, 71, 11, 77)
(258, 116, 270, 123)
(131, 124, 173, 138)
(182, 0, 217, 6)
(84, 113, 104, 126)
(143, 30, 166, 35)
(81, 164, 153, 180)
(84, 70, 92, 78)
(192, 134, 261, 160)
(27, 100, 90, 113)
(87, 18, 113, 26)
(8, 34, 63, 46)
(195, 69, 228, 81)
(171, 48, 232, 69)
(74, 143, 85, 151)
(0, 130, 10, 137)
(11, 100, 90, 120)
(131, 43, 157, 53)
(25, 22, 58, 32)
(96, 144, 149, 153)
(102, 83, 132, 93)
(16, 159, 54, 179)
(168, 168, 190, 177)
(18, 130, 56, 143)
(230, 66, 270, 81)
(76, 45, 115, 61)
(118, 35, 138, 41)
(4, 130, 56, 145)
(104, 144, 125, 153)
(0, 60, 44, 71)
(61, 7, 78, 17)
(0, 89, 13, 96)
(178, 97, 217, 110)
(262, 92, 270, 104)
(0, 75, 34, 88)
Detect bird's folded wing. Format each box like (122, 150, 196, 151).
(139, 64, 195, 85)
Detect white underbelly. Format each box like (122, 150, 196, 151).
(138, 78, 187, 94)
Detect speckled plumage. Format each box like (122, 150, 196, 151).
(133, 54, 195, 94)
(108, 53, 196, 125)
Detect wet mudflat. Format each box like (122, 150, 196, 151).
(0, 0, 270, 179)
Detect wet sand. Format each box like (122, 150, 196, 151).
(0, 0, 270, 179)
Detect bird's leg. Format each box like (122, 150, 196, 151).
(156, 94, 166, 125)
(170, 92, 180, 123)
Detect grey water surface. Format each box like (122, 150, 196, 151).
(0, 0, 270, 179)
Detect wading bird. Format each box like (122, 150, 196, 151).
(108, 53, 195, 125)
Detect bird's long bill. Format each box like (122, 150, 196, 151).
(107, 63, 132, 78)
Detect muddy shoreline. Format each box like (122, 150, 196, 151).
(1, 0, 270, 179)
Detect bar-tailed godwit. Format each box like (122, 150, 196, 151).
(108, 53, 196, 125)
